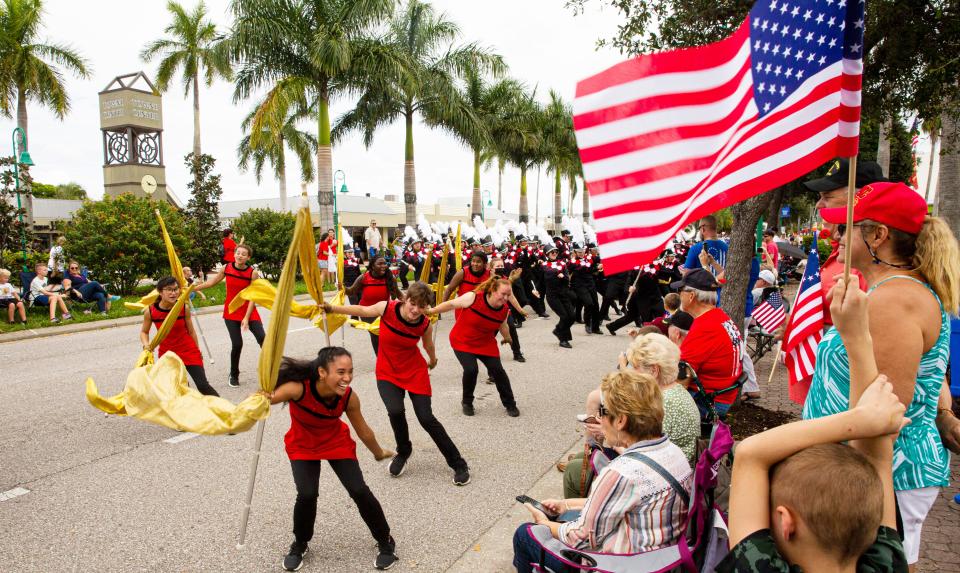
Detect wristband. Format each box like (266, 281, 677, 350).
(937, 407, 956, 419)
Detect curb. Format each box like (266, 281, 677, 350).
(445, 439, 583, 572)
(0, 293, 320, 345)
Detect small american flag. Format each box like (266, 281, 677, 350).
(753, 290, 786, 332)
(782, 236, 825, 404)
(573, 0, 865, 274)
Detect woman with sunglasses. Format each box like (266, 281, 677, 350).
(140, 276, 218, 396)
(64, 260, 121, 314)
(804, 182, 960, 569)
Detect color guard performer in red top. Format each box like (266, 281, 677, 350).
(196, 244, 265, 387)
(344, 255, 402, 355)
(263, 347, 398, 571)
(324, 282, 470, 486)
(442, 251, 490, 319)
(139, 276, 219, 396)
(429, 275, 520, 418)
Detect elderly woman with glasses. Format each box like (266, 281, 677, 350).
(65, 260, 120, 314)
(513, 370, 692, 573)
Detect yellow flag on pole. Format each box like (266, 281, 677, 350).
(455, 224, 462, 273)
(124, 209, 187, 311)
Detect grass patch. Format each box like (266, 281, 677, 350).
(0, 279, 326, 335)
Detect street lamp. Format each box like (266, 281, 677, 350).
(480, 189, 492, 220)
(333, 169, 348, 228)
(11, 127, 34, 272)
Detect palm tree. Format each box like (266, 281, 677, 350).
(237, 88, 317, 213)
(0, 0, 91, 149)
(141, 0, 232, 162)
(332, 0, 504, 226)
(231, 0, 399, 230)
(495, 88, 545, 223)
(937, 104, 958, 234)
(540, 90, 578, 226)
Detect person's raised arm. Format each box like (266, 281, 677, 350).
(324, 299, 386, 319)
(140, 308, 152, 350)
(421, 322, 438, 369)
(260, 381, 304, 404)
(344, 391, 394, 461)
(443, 270, 464, 301)
(343, 274, 364, 297)
(428, 291, 475, 315)
(194, 267, 225, 291)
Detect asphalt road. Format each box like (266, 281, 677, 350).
(0, 306, 627, 572)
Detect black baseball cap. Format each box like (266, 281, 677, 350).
(671, 268, 720, 292)
(663, 310, 694, 331)
(802, 158, 888, 193)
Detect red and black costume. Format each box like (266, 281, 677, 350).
(223, 262, 265, 382)
(449, 292, 518, 412)
(149, 301, 218, 396)
(349, 269, 396, 355)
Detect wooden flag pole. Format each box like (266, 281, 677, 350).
(189, 300, 216, 364)
(842, 155, 858, 284)
(623, 268, 643, 308)
(766, 342, 782, 385)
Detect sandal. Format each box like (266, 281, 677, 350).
(556, 461, 568, 473)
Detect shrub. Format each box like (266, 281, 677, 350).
(62, 194, 191, 293)
(231, 208, 296, 279)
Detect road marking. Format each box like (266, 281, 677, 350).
(288, 325, 316, 333)
(163, 432, 200, 444)
(0, 487, 30, 502)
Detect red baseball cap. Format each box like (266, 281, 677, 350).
(819, 181, 926, 235)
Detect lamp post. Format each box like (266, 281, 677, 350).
(480, 189, 492, 220)
(11, 127, 34, 272)
(333, 169, 348, 229)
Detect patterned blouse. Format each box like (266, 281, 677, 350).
(662, 384, 701, 466)
(803, 276, 951, 491)
(559, 437, 692, 553)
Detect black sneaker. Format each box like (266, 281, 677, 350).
(505, 406, 520, 417)
(513, 354, 526, 363)
(559, 340, 572, 349)
(228, 375, 240, 388)
(538, 313, 550, 318)
(283, 541, 308, 571)
(375, 536, 399, 570)
(453, 466, 471, 486)
(388, 454, 408, 477)
(606, 325, 616, 336)
(462, 403, 475, 416)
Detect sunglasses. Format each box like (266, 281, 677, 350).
(836, 223, 868, 236)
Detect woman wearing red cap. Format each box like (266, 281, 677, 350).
(803, 181, 960, 568)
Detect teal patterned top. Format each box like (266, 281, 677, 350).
(802, 276, 951, 491)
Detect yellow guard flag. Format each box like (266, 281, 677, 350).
(124, 209, 187, 311)
(455, 224, 462, 272)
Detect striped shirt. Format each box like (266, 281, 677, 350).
(559, 436, 691, 553)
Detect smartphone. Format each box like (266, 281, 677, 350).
(576, 414, 599, 424)
(516, 495, 559, 520)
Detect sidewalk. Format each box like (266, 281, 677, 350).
(0, 293, 319, 345)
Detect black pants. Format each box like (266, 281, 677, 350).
(290, 459, 390, 545)
(572, 286, 600, 331)
(397, 262, 410, 289)
(224, 319, 266, 377)
(521, 275, 546, 315)
(361, 315, 379, 355)
(599, 280, 623, 319)
(546, 291, 575, 342)
(454, 350, 516, 408)
(184, 364, 219, 397)
(608, 295, 663, 333)
(507, 313, 522, 357)
(377, 380, 466, 470)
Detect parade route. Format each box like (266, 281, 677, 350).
(0, 308, 622, 572)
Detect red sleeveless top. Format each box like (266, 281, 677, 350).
(455, 267, 490, 319)
(149, 302, 203, 366)
(376, 300, 432, 395)
(449, 292, 509, 357)
(224, 263, 260, 321)
(284, 383, 356, 461)
(358, 272, 390, 306)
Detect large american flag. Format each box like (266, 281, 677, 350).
(782, 236, 824, 404)
(752, 289, 786, 332)
(573, 0, 865, 274)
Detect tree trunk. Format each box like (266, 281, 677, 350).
(720, 193, 773, 330)
(16, 86, 27, 149)
(923, 129, 939, 203)
(403, 110, 417, 227)
(581, 177, 589, 222)
(937, 107, 959, 235)
(278, 140, 288, 213)
(317, 92, 334, 229)
(497, 156, 504, 211)
(553, 169, 562, 224)
(16, 86, 33, 226)
(471, 148, 482, 219)
(192, 75, 202, 159)
(766, 187, 785, 232)
(877, 118, 892, 176)
(519, 166, 529, 223)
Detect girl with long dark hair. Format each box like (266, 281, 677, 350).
(264, 347, 398, 571)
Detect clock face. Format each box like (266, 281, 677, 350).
(141, 174, 158, 195)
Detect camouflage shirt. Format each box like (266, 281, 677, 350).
(716, 527, 907, 573)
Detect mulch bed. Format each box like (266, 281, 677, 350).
(726, 401, 799, 441)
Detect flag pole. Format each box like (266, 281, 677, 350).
(189, 300, 216, 364)
(842, 155, 857, 283)
(623, 268, 643, 308)
(236, 418, 265, 548)
(766, 342, 782, 385)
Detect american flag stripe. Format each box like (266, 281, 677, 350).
(575, 0, 865, 274)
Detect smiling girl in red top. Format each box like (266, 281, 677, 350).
(324, 282, 470, 486)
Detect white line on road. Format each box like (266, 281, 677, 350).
(288, 326, 316, 333)
(163, 432, 200, 444)
(0, 487, 30, 502)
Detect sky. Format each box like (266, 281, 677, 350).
(3, 0, 629, 219)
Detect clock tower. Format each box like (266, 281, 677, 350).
(98, 72, 173, 205)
